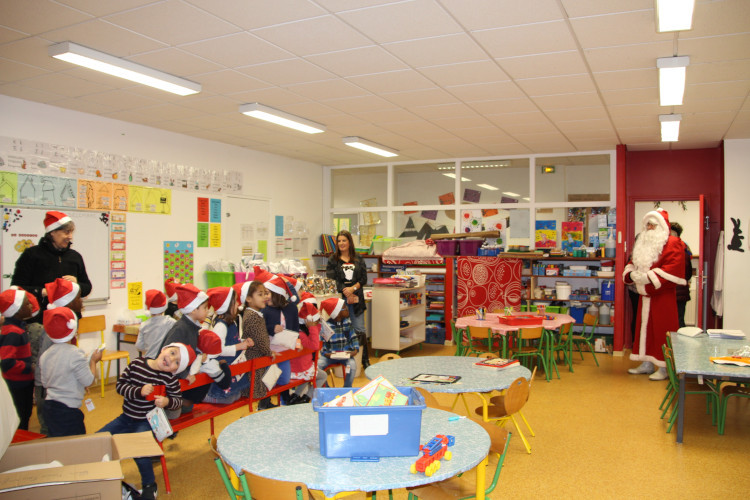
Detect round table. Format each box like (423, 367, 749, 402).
(217, 404, 490, 499)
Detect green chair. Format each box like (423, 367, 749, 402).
(569, 314, 600, 367)
(467, 325, 502, 356)
(209, 436, 251, 500)
(719, 384, 750, 434)
(451, 319, 469, 356)
(663, 345, 718, 434)
(549, 322, 574, 374)
(510, 326, 551, 381)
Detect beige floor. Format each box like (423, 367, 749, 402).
(29, 344, 750, 499)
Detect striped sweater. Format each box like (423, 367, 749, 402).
(0, 318, 33, 387)
(116, 357, 182, 420)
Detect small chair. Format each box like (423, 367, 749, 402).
(244, 469, 313, 500)
(477, 352, 498, 359)
(510, 326, 550, 381)
(78, 315, 130, 397)
(467, 325, 501, 356)
(488, 366, 537, 449)
(407, 423, 512, 499)
(414, 387, 452, 412)
(473, 376, 533, 453)
(324, 364, 345, 388)
(209, 436, 251, 500)
(569, 314, 600, 367)
(450, 320, 467, 356)
(379, 353, 401, 361)
(663, 345, 718, 434)
(549, 322, 574, 373)
(719, 384, 750, 435)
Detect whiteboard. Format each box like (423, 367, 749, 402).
(1, 207, 110, 302)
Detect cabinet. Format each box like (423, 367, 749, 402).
(371, 285, 426, 353)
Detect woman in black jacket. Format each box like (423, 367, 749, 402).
(326, 230, 370, 368)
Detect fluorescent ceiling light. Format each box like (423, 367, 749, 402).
(443, 173, 471, 182)
(656, 0, 695, 32)
(239, 103, 325, 134)
(658, 56, 690, 106)
(522, 197, 530, 201)
(476, 183, 498, 191)
(660, 114, 682, 142)
(502, 192, 520, 197)
(342, 137, 398, 157)
(48, 42, 201, 96)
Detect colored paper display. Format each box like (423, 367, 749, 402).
(421, 210, 437, 221)
(197, 222, 209, 247)
(197, 197, 209, 222)
(209, 223, 221, 247)
(127, 281, 142, 310)
(164, 241, 194, 284)
(561, 221, 583, 253)
(535, 220, 557, 248)
(209, 198, 221, 223)
(275, 215, 284, 237)
(463, 188, 481, 203)
(403, 201, 417, 214)
(439, 192, 455, 205)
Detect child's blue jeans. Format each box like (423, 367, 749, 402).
(317, 356, 357, 387)
(98, 413, 157, 486)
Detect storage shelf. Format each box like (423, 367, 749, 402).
(526, 298, 614, 303)
(399, 304, 423, 312)
(400, 320, 425, 331)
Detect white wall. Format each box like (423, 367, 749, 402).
(723, 139, 750, 329)
(0, 95, 322, 355)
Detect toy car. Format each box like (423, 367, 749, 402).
(410, 434, 455, 476)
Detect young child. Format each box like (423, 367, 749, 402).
(318, 297, 359, 388)
(164, 278, 181, 319)
(0, 288, 35, 430)
(190, 329, 232, 390)
(261, 274, 300, 405)
(98, 342, 195, 500)
(289, 292, 326, 404)
(241, 281, 276, 409)
(136, 289, 176, 359)
(39, 307, 101, 436)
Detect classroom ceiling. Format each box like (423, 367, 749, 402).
(1, 0, 749, 166)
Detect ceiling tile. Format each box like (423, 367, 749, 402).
(21, 72, 113, 97)
(79, 89, 161, 110)
(381, 88, 459, 108)
(0, 37, 78, 71)
(176, 113, 244, 130)
(251, 15, 371, 57)
(43, 19, 165, 55)
(0, 82, 65, 103)
(180, 33, 293, 69)
(472, 21, 577, 59)
(584, 41, 673, 72)
(149, 120, 204, 135)
(689, 59, 750, 84)
(129, 48, 223, 78)
(306, 46, 407, 77)
(52, 97, 117, 115)
(498, 51, 588, 80)
(679, 33, 750, 64)
(351, 108, 420, 124)
(185, 0, 326, 30)
(446, 81, 526, 101)
(133, 103, 204, 122)
(0, 59, 47, 83)
(384, 34, 487, 68)
(441, 0, 564, 31)
(546, 106, 608, 122)
(323, 95, 398, 113)
(593, 68, 657, 90)
(0, 0, 91, 34)
(516, 74, 597, 97)
(471, 98, 539, 114)
(556, 118, 614, 132)
(229, 87, 310, 107)
(430, 115, 494, 130)
(238, 59, 335, 86)
(56, 0, 157, 17)
(601, 87, 658, 106)
(164, 95, 240, 114)
(569, 10, 671, 49)
(194, 70, 271, 94)
(348, 70, 437, 94)
(0, 26, 27, 44)
(560, 0, 653, 17)
(282, 101, 342, 118)
(418, 60, 509, 87)
(686, 0, 750, 38)
(411, 103, 478, 120)
(289, 78, 371, 101)
(608, 102, 661, 117)
(532, 92, 603, 109)
(680, 98, 746, 114)
(101, 109, 160, 125)
(685, 81, 750, 101)
(105, 0, 239, 46)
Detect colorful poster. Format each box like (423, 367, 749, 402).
(77, 180, 112, 210)
(144, 188, 171, 214)
(164, 241, 194, 284)
(257, 240, 267, 260)
(127, 281, 142, 310)
(535, 220, 557, 248)
(439, 192, 455, 205)
(209, 223, 221, 247)
(463, 188, 481, 203)
(275, 215, 284, 237)
(110, 213, 126, 289)
(561, 221, 584, 253)
(197, 197, 209, 222)
(112, 183, 128, 212)
(17, 174, 76, 208)
(209, 198, 221, 223)
(421, 210, 437, 221)
(197, 223, 209, 247)
(0, 172, 18, 204)
(129, 186, 146, 212)
(461, 210, 482, 233)
(403, 201, 417, 214)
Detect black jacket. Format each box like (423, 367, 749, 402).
(326, 255, 367, 316)
(10, 236, 92, 316)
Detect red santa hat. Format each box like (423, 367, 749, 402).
(164, 278, 180, 303)
(175, 284, 209, 313)
(0, 288, 26, 318)
(197, 329, 223, 356)
(43, 307, 78, 344)
(44, 211, 72, 233)
(207, 287, 234, 315)
(163, 342, 197, 374)
(232, 281, 252, 306)
(642, 208, 670, 235)
(25, 290, 40, 318)
(263, 275, 289, 299)
(145, 289, 168, 315)
(253, 266, 273, 283)
(320, 297, 344, 320)
(45, 278, 80, 309)
(299, 291, 317, 306)
(298, 301, 321, 324)
(281, 276, 301, 303)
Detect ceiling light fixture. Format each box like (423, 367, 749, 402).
(476, 183, 498, 191)
(660, 114, 682, 142)
(502, 191, 520, 197)
(443, 173, 471, 182)
(342, 137, 398, 157)
(239, 103, 325, 134)
(657, 56, 690, 106)
(48, 42, 201, 96)
(655, 0, 695, 32)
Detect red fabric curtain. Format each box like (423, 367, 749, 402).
(457, 257, 523, 317)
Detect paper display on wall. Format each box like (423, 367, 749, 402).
(164, 241, 194, 284)
(461, 210, 482, 232)
(561, 221, 583, 253)
(535, 220, 557, 248)
(509, 210, 530, 238)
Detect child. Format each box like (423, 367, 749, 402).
(98, 342, 195, 500)
(136, 289, 176, 359)
(164, 278, 181, 319)
(190, 329, 232, 390)
(318, 297, 359, 388)
(261, 274, 300, 405)
(289, 292, 326, 404)
(0, 288, 35, 430)
(240, 281, 276, 409)
(39, 307, 101, 437)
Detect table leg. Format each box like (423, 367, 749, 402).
(116, 331, 121, 379)
(677, 374, 686, 443)
(475, 455, 488, 500)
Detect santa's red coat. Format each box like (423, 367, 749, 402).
(623, 235, 686, 367)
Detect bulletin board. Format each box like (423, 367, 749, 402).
(0, 206, 110, 301)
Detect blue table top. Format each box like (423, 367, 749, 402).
(671, 333, 750, 379)
(217, 404, 490, 497)
(364, 356, 531, 393)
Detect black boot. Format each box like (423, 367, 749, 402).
(257, 397, 277, 410)
(358, 331, 371, 369)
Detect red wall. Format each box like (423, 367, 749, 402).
(615, 146, 724, 350)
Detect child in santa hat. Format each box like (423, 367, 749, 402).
(288, 292, 326, 404)
(189, 329, 233, 390)
(240, 281, 276, 409)
(0, 288, 37, 430)
(318, 297, 359, 388)
(38, 307, 102, 437)
(261, 275, 300, 405)
(98, 342, 195, 500)
(164, 278, 181, 319)
(136, 290, 176, 359)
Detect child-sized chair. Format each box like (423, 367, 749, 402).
(209, 436, 251, 500)
(78, 315, 130, 397)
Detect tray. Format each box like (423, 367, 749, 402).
(497, 315, 544, 326)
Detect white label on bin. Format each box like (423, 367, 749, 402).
(350, 414, 389, 436)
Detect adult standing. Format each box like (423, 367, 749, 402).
(669, 222, 693, 328)
(623, 209, 686, 381)
(326, 230, 370, 369)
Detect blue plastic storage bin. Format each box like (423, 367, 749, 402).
(601, 280, 615, 301)
(312, 387, 425, 459)
(425, 327, 446, 344)
(569, 306, 586, 324)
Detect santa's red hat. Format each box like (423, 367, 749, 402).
(145, 289, 168, 315)
(253, 266, 273, 283)
(44, 211, 72, 233)
(320, 297, 344, 320)
(43, 307, 78, 344)
(164, 278, 180, 303)
(263, 275, 288, 299)
(207, 287, 234, 315)
(175, 284, 208, 313)
(281, 276, 300, 303)
(232, 281, 252, 306)
(45, 278, 80, 309)
(25, 290, 40, 318)
(299, 291, 317, 306)
(642, 208, 670, 234)
(0, 288, 26, 318)
(163, 342, 197, 374)
(298, 301, 321, 324)
(197, 329, 223, 356)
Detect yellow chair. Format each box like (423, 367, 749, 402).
(379, 353, 401, 361)
(567, 314, 600, 367)
(209, 436, 251, 500)
(244, 469, 314, 500)
(78, 315, 130, 397)
(510, 326, 550, 381)
(474, 376, 533, 453)
(477, 352, 498, 359)
(414, 387, 453, 412)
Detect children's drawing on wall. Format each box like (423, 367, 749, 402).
(461, 210, 482, 233)
(463, 188, 481, 204)
(145, 188, 171, 214)
(399, 217, 419, 238)
(535, 220, 557, 248)
(727, 217, 745, 252)
(561, 221, 584, 254)
(0, 172, 17, 204)
(164, 240, 194, 284)
(112, 184, 128, 211)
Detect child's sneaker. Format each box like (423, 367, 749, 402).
(141, 482, 157, 500)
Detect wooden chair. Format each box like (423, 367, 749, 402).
(467, 325, 501, 356)
(379, 353, 401, 361)
(209, 436, 251, 500)
(407, 423, 512, 500)
(488, 366, 537, 450)
(324, 365, 345, 388)
(474, 376, 533, 453)
(414, 387, 452, 412)
(450, 319, 466, 356)
(548, 322, 574, 374)
(477, 352, 498, 359)
(244, 469, 313, 500)
(568, 314, 600, 367)
(662, 345, 718, 434)
(78, 315, 130, 397)
(510, 326, 550, 381)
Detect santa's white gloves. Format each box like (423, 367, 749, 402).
(630, 270, 650, 285)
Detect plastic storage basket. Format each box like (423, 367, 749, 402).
(312, 387, 425, 459)
(458, 238, 483, 256)
(435, 240, 458, 257)
(234, 271, 255, 284)
(206, 271, 235, 287)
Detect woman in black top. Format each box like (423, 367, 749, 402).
(326, 230, 370, 368)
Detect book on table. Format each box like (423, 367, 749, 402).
(706, 329, 746, 339)
(473, 358, 520, 370)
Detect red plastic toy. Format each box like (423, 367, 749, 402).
(410, 434, 455, 476)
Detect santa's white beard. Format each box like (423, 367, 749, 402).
(632, 228, 668, 271)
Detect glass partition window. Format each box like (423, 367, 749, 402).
(534, 154, 610, 203)
(459, 159, 529, 204)
(332, 166, 387, 209)
(394, 163, 456, 206)
(394, 210, 456, 242)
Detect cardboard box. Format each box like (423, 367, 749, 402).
(0, 432, 163, 500)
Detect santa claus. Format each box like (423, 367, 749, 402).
(624, 208, 686, 380)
